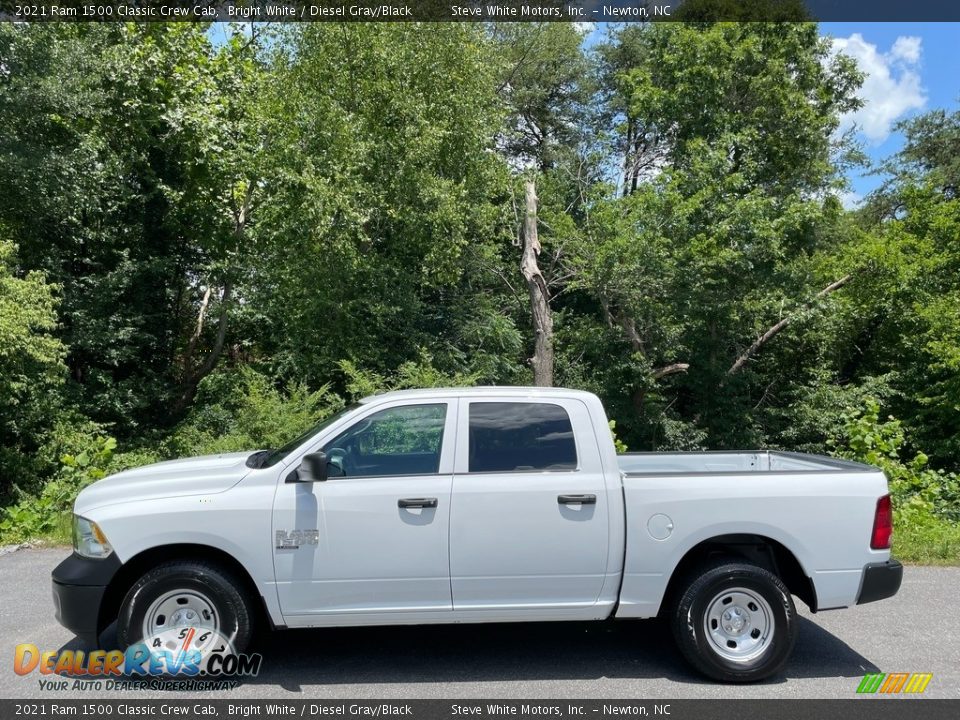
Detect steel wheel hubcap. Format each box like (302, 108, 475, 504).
(142, 589, 219, 641)
(703, 587, 775, 663)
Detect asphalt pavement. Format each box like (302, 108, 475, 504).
(1, 547, 957, 699)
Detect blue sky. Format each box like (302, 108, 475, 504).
(820, 23, 960, 204)
(583, 22, 959, 205)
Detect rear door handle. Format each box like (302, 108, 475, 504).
(398, 497, 438, 509)
(558, 494, 596, 505)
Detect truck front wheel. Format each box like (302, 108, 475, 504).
(116, 560, 254, 655)
(670, 559, 797, 682)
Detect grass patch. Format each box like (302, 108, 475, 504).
(893, 508, 960, 565)
(0, 511, 71, 547)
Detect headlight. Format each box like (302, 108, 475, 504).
(72, 515, 113, 559)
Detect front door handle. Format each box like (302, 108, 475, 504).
(558, 494, 597, 505)
(398, 497, 438, 509)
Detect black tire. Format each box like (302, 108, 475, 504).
(116, 560, 254, 654)
(670, 559, 797, 682)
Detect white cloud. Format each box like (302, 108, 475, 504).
(832, 33, 927, 144)
(890, 36, 922, 63)
(838, 190, 863, 210)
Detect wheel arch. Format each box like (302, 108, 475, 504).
(660, 533, 817, 615)
(98, 543, 275, 639)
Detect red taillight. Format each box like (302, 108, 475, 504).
(871, 494, 893, 550)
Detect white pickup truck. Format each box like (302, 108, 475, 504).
(53, 387, 901, 682)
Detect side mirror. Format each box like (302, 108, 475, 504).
(296, 452, 329, 483)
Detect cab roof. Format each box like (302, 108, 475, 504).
(358, 386, 598, 404)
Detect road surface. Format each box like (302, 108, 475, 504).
(1, 548, 956, 699)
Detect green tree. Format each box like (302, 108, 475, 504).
(837, 109, 960, 467)
(249, 24, 517, 387)
(491, 23, 594, 172)
(568, 22, 863, 448)
(0, 24, 267, 429)
(0, 239, 66, 502)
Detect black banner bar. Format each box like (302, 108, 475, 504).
(3, 1, 960, 23)
(2, 700, 960, 720)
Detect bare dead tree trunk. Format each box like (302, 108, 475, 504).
(726, 274, 854, 377)
(181, 285, 213, 374)
(520, 179, 554, 387)
(194, 279, 233, 383)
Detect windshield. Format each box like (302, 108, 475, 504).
(257, 403, 360, 468)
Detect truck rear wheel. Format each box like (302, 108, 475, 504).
(670, 559, 797, 682)
(116, 560, 254, 655)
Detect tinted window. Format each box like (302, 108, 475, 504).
(469, 402, 577, 473)
(322, 404, 446, 477)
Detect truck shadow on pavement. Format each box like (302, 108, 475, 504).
(66, 616, 877, 691)
(240, 616, 879, 690)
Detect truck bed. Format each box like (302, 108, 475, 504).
(617, 450, 875, 475)
(614, 449, 888, 619)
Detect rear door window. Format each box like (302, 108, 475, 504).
(468, 402, 577, 473)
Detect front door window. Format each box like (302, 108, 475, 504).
(322, 403, 447, 477)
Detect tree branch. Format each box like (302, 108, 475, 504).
(175, 181, 255, 413)
(614, 311, 644, 354)
(726, 274, 854, 377)
(652, 362, 690, 379)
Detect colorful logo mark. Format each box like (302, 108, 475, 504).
(857, 672, 933, 694)
(14, 626, 262, 678)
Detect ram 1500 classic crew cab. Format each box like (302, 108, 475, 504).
(53, 387, 902, 682)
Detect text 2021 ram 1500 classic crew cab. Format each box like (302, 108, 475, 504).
(53, 387, 902, 682)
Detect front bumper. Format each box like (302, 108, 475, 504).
(856, 558, 903, 605)
(51, 552, 121, 647)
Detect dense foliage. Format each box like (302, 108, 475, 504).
(0, 22, 957, 558)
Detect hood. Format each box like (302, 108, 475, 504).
(74, 451, 257, 514)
